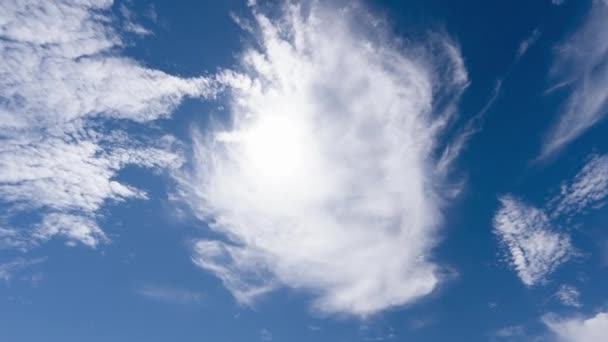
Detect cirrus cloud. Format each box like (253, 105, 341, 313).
(540, 2, 608, 159)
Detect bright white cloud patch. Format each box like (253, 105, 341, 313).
(178, 3, 468, 315)
(544, 312, 608, 342)
(493, 196, 573, 286)
(0, 0, 212, 248)
(0, 121, 183, 247)
(0, 0, 214, 128)
(540, 2, 608, 158)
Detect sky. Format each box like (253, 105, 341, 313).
(1, 0, 608, 341)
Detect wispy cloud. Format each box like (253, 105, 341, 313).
(118, 3, 153, 36)
(0, 0, 215, 129)
(0, 121, 183, 247)
(438, 78, 502, 173)
(543, 312, 608, 342)
(550, 154, 608, 218)
(136, 285, 203, 304)
(0, 257, 46, 282)
(0, 226, 28, 250)
(177, 2, 469, 315)
(539, 2, 608, 159)
(517, 28, 541, 59)
(555, 284, 582, 308)
(0, 0, 214, 248)
(493, 196, 573, 286)
(258, 329, 273, 341)
(495, 325, 525, 339)
(495, 153, 608, 285)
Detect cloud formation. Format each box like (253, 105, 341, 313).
(517, 28, 541, 60)
(544, 312, 608, 342)
(136, 285, 203, 304)
(0, 0, 214, 129)
(495, 325, 525, 339)
(495, 153, 608, 286)
(555, 284, 582, 308)
(550, 154, 608, 218)
(0, 120, 183, 248)
(178, 3, 469, 315)
(0, 0, 212, 247)
(493, 196, 573, 286)
(0, 257, 45, 282)
(540, 2, 608, 159)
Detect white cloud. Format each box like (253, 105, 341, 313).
(408, 318, 434, 331)
(517, 28, 541, 59)
(493, 196, 573, 286)
(0, 121, 183, 247)
(136, 285, 203, 304)
(259, 328, 273, 341)
(0, 257, 46, 282)
(34, 213, 107, 248)
(551, 154, 608, 218)
(495, 153, 608, 286)
(555, 284, 582, 308)
(438, 78, 501, 174)
(495, 325, 525, 339)
(544, 312, 608, 342)
(0, 0, 215, 129)
(540, 2, 608, 159)
(1, 124, 182, 211)
(178, 3, 469, 315)
(0, 227, 27, 250)
(119, 3, 153, 36)
(0, 0, 212, 248)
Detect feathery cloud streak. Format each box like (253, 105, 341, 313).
(550, 154, 608, 218)
(540, 2, 608, 159)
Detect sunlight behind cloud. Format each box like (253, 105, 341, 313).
(177, 2, 468, 315)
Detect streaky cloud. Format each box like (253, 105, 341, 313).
(539, 2, 608, 159)
(550, 154, 608, 218)
(517, 28, 541, 60)
(0, 121, 183, 248)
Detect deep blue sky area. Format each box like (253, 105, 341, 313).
(1, 1, 607, 342)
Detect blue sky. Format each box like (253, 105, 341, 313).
(1, 0, 608, 341)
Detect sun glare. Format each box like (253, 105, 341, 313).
(245, 115, 311, 182)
